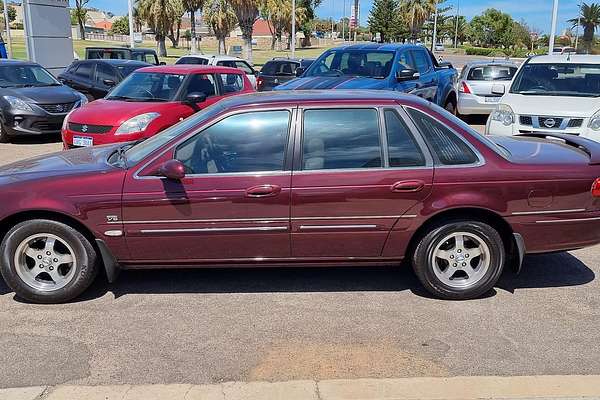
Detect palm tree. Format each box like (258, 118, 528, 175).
(262, 0, 307, 50)
(399, 0, 436, 41)
(569, 2, 600, 52)
(204, 0, 238, 54)
(183, 0, 205, 53)
(137, 0, 181, 56)
(226, 0, 260, 62)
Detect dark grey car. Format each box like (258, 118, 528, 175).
(257, 58, 315, 91)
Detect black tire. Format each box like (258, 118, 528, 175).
(0, 219, 98, 303)
(444, 99, 457, 115)
(0, 121, 11, 143)
(412, 219, 505, 300)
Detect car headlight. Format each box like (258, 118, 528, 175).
(62, 109, 76, 131)
(490, 104, 515, 126)
(76, 92, 88, 107)
(3, 96, 33, 112)
(589, 110, 600, 131)
(115, 112, 160, 135)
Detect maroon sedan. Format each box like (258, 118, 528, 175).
(1, 91, 600, 303)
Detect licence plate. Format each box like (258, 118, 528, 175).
(73, 136, 93, 147)
(485, 97, 501, 103)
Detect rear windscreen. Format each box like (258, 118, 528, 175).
(175, 57, 209, 65)
(87, 49, 129, 60)
(467, 65, 517, 81)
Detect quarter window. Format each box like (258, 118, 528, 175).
(407, 108, 478, 165)
(384, 110, 426, 167)
(74, 63, 92, 78)
(219, 73, 244, 93)
(302, 109, 382, 170)
(175, 111, 290, 174)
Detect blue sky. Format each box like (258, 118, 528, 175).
(77, 0, 582, 34)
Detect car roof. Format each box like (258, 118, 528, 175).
(178, 54, 246, 61)
(464, 60, 518, 68)
(0, 59, 39, 67)
(528, 54, 600, 64)
(328, 43, 426, 52)
(136, 64, 245, 74)
(79, 59, 150, 66)
(211, 89, 429, 109)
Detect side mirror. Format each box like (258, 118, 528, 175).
(438, 61, 453, 69)
(184, 92, 207, 104)
(295, 67, 305, 77)
(158, 159, 186, 180)
(103, 79, 116, 87)
(159, 61, 166, 65)
(491, 84, 506, 95)
(396, 68, 420, 82)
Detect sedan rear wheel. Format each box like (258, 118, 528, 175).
(0, 219, 98, 303)
(412, 220, 505, 300)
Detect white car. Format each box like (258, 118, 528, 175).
(175, 54, 258, 89)
(486, 55, 600, 142)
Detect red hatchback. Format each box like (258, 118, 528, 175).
(2, 91, 600, 303)
(61, 65, 254, 148)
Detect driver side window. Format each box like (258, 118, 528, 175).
(174, 110, 290, 174)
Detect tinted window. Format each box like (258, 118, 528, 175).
(305, 50, 395, 78)
(176, 56, 209, 65)
(510, 63, 600, 97)
(116, 64, 145, 78)
(398, 51, 415, 71)
(107, 72, 185, 101)
(262, 61, 297, 75)
(183, 74, 217, 97)
(411, 50, 431, 73)
(407, 108, 478, 165)
(95, 63, 115, 84)
(467, 65, 517, 81)
(384, 110, 426, 167)
(219, 73, 244, 93)
(302, 109, 382, 170)
(74, 63, 92, 78)
(235, 61, 254, 74)
(175, 111, 290, 174)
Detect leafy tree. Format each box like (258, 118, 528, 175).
(203, 0, 237, 54)
(368, 0, 398, 42)
(297, 0, 322, 47)
(167, 0, 185, 48)
(137, 0, 182, 56)
(569, 2, 600, 52)
(0, 2, 16, 39)
(110, 16, 130, 35)
(261, 0, 306, 50)
(226, 0, 260, 61)
(399, 0, 436, 41)
(73, 0, 91, 40)
(468, 8, 514, 48)
(183, 0, 204, 53)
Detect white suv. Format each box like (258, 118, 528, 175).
(486, 55, 600, 142)
(175, 54, 258, 89)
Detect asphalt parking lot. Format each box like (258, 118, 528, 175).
(1, 118, 600, 389)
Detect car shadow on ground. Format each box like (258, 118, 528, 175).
(5, 134, 61, 145)
(0, 252, 595, 303)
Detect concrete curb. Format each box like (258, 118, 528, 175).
(3, 375, 600, 400)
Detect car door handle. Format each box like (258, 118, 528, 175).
(246, 184, 282, 198)
(391, 180, 425, 193)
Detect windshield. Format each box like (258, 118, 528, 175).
(304, 50, 395, 78)
(124, 103, 226, 165)
(107, 72, 185, 102)
(467, 65, 517, 81)
(0, 65, 60, 88)
(116, 64, 146, 77)
(510, 63, 600, 97)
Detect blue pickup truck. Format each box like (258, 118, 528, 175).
(275, 43, 458, 113)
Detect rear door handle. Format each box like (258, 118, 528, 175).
(391, 180, 425, 193)
(246, 184, 282, 198)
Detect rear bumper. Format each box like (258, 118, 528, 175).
(457, 93, 500, 115)
(508, 211, 600, 253)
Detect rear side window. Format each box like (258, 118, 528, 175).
(302, 109, 382, 170)
(95, 63, 115, 83)
(467, 65, 517, 81)
(407, 108, 478, 165)
(384, 110, 426, 167)
(74, 63, 92, 78)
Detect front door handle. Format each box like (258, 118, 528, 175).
(246, 184, 282, 198)
(391, 180, 425, 193)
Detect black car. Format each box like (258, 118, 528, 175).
(0, 60, 88, 143)
(58, 59, 150, 101)
(257, 57, 315, 91)
(85, 47, 163, 66)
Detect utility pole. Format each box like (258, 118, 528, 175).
(454, 0, 459, 48)
(3, 0, 12, 58)
(128, 0, 135, 49)
(342, 0, 346, 41)
(575, 0, 582, 50)
(291, 0, 296, 58)
(431, 0, 438, 52)
(548, 0, 559, 54)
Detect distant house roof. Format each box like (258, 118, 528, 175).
(252, 19, 273, 37)
(94, 21, 113, 31)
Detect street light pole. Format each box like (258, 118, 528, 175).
(431, 0, 438, 52)
(291, 0, 296, 58)
(454, 0, 460, 48)
(3, 0, 12, 58)
(128, 0, 135, 49)
(342, 0, 346, 41)
(548, 0, 559, 54)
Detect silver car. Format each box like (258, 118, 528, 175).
(457, 61, 518, 116)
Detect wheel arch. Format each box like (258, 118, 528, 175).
(405, 207, 522, 272)
(443, 89, 457, 107)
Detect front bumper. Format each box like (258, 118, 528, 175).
(457, 93, 500, 115)
(2, 109, 68, 136)
(62, 125, 143, 149)
(486, 115, 600, 142)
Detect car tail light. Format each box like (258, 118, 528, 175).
(257, 77, 263, 89)
(592, 178, 600, 197)
(459, 81, 472, 94)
